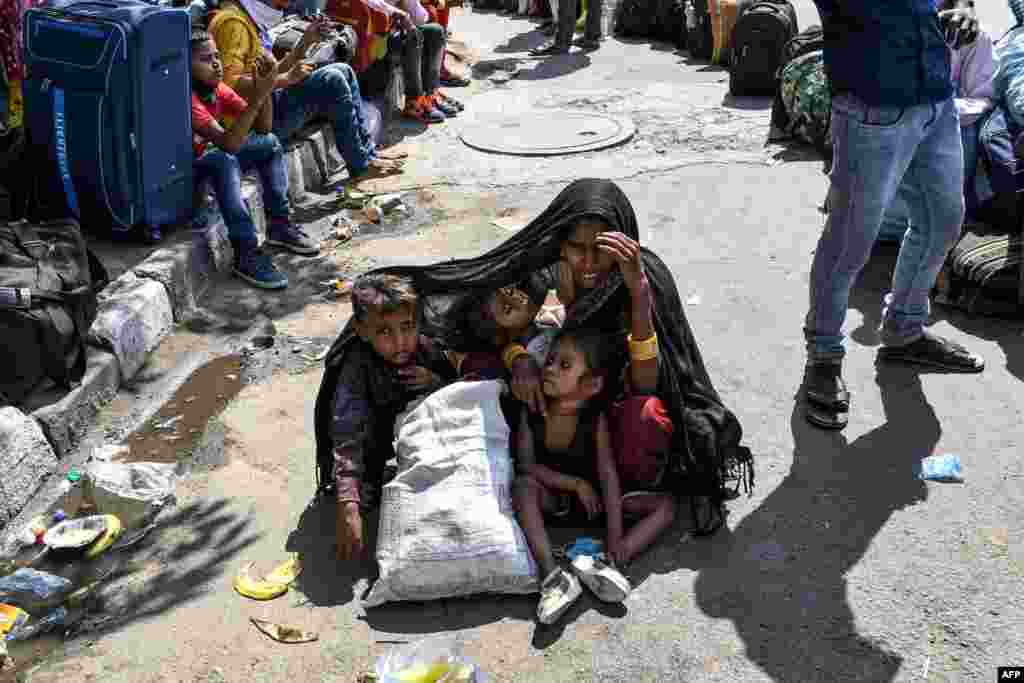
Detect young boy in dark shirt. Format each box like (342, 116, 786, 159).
(331, 272, 457, 560)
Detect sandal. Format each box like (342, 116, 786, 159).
(803, 363, 849, 431)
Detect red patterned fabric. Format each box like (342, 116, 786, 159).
(1, 0, 25, 81)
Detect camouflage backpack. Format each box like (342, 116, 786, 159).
(779, 49, 831, 153)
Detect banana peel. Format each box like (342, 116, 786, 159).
(250, 617, 317, 644)
(84, 515, 123, 559)
(264, 555, 302, 585)
(233, 555, 302, 601)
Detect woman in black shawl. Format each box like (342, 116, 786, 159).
(314, 179, 753, 536)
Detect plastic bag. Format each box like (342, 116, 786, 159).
(917, 454, 964, 483)
(375, 639, 487, 683)
(0, 570, 72, 613)
(82, 462, 177, 529)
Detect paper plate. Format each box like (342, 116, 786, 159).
(42, 516, 109, 550)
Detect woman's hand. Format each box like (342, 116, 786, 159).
(397, 365, 438, 391)
(511, 356, 546, 416)
(596, 232, 644, 292)
(574, 479, 603, 519)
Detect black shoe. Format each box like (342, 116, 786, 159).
(877, 331, 985, 373)
(803, 363, 849, 430)
(529, 40, 569, 56)
(573, 36, 601, 50)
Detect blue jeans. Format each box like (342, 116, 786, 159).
(878, 121, 980, 242)
(273, 63, 375, 176)
(194, 133, 290, 250)
(805, 93, 965, 363)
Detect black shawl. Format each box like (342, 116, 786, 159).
(313, 179, 753, 534)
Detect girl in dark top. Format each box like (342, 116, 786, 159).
(513, 328, 675, 625)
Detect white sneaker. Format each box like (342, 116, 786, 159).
(537, 568, 582, 625)
(570, 554, 631, 603)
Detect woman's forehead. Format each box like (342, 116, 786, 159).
(567, 220, 608, 243)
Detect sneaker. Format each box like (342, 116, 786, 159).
(436, 91, 465, 112)
(529, 40, 569, 56)
(403, 95, 446, 123)
(570, 554, 630, 603)
(432, 93, 459, 117)
(267, 219, 320, 256)
(573, 36, 601, 50)
(439, 72, 472, 87)
(877, 331, 985, 373)
(536, 568, 582, 625)
(233, 248, 288, 290)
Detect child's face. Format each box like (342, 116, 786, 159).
(542, 337, 590, 399)
(487, 287, 540, 332)
(356, 304, 419, 367)
(191, 39, 223, 88)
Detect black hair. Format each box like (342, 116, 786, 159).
(351, 273, 419, 322)
(552, 327, 627, 409)
(190, 28, 212, 48)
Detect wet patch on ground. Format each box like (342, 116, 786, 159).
(121, 356, 244, 465)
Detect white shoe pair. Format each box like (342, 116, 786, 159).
(536, 555, 631, 625)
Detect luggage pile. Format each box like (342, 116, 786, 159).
(615, 0, 799, 98)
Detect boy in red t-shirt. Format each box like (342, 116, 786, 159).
(191, 29, 319, 290)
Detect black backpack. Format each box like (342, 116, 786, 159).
(779, 23, 823, 65)
(617, 0, 657, 37)
(686, 0, 713, 60)
(729, 0, 797, 95)
(0, 219, 108, 406)
(656, 0, 686, 46)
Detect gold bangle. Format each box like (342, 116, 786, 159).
(502, 344, 530, 369)
(628, 333, 659, 362)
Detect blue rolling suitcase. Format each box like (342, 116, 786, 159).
(23, 1, 193, 241)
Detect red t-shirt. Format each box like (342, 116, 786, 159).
(191, 82, 248, 157)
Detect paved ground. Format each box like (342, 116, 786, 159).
(17, 4, 1024, 682)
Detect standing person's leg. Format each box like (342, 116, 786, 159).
(236, 132, 320, 256)
(419, 23, 463, 116)
(194, 149, 288, 289)
(877, 184, 912, 245)
(878, 98, 984, 372)
(398, 28, 444, 123)
(530, 0, 574, 54)
(579, 0, 602, 47)
(803, 93, 928, 429)
(960, 121, 981, 218)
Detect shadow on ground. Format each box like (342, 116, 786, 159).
(693, 380, 938, 682)
(287, 497, 641, 648)
(936, 306, 1024, 384)
(473, 52, 592, 81)
(67, 498, 261, 637)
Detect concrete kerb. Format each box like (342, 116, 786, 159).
(0, 407, 59, 526)
(0, 123, 331, 531)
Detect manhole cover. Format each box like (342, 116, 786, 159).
(459, 111, 636, 156)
